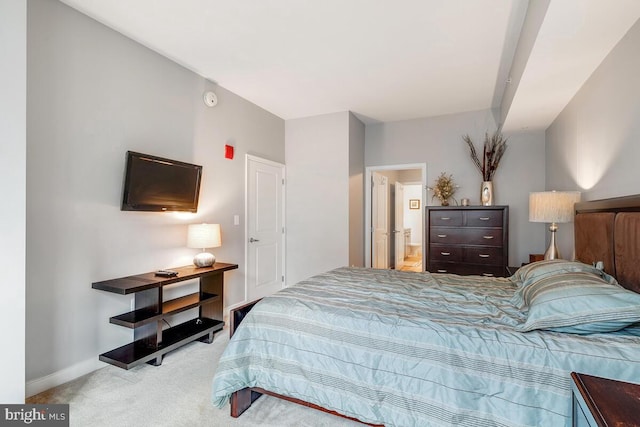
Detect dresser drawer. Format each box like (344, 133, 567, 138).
(460, 228, 504, 246)
(431, 227, 504, 246)
(428, 262, 463, 275)
(461, 265, 505, 277)
(429, 263, 505, 277)
(464, 247, 503, 266)
(429, 228, 469, 244)
(466, 210, 504, 227)
(429, 244, 463, 262)
(429, 210, 463, 226)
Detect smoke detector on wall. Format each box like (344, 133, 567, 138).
(203, 91, 218, 107)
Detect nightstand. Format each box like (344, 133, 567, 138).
(529, 253, 544, 263)
(571, 372, 640, 427)
(506, 266, 520, 276)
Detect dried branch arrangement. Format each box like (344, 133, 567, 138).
(463, 131, 508, 181)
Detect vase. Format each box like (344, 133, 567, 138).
(441, 199, 449, 206)
(481, 181, 494, 206)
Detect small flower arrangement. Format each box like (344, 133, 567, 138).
(432, 172, 457, 206)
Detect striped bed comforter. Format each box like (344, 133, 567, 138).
(211, 267, 640, 426)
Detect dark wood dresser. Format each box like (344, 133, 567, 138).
(426, 206, 509, 277)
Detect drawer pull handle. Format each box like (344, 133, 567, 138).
(440, 252, 451, 256)
(479, 254, 490, 258)
(482, 235, 494, 240)
(437, 234, 447, 238)
(479, 217, 490, 221)
(437, 269, 447, 273)
(482, 273, 494, 277)
(440, 217, 451, 220)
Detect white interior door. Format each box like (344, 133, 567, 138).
(246, 155, 285, 302)
(394, 182, 405, 269)
(371, 172, 389, 269)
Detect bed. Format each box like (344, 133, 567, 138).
(211, 195, 640, 426)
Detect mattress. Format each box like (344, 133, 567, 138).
(211, 267, 640, 426)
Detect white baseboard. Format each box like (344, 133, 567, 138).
(26, 357, 105, 398)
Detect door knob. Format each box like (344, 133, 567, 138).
(249, 237, 260, 243)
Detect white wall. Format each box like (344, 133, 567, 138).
(26, 0, 284, 393)
(546, 19, 640, 258)
(0, 0, 27, 403)
(403, 185, 423, 246)
(366, 109, 546, 266)
(286, 112, 351, 285)
(500, 0, 550, 131)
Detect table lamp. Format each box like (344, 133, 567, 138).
(187, 223, 221, 267)
(529, 191, 581, 260)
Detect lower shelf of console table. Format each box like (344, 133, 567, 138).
(92, 263, 238, 369)
(99, 317, 223, 369)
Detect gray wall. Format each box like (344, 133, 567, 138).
(0, 0, 27, 403)
(546, 19, 640, 258)
(285, 112, 351, 285)
(366, 109, 546, 266)
(349, 113, 365, 267)
(26, 0, 284, 390)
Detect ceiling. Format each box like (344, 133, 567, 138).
(60, 0, 640, 131)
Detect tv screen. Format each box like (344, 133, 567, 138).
(121, 151, 203, 212)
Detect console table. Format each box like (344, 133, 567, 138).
(92, 262, 238, 369)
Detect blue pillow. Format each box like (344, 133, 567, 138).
(510, 259, 613, 287)
(513, 272, 640, 334)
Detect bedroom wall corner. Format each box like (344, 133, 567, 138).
(546, 18, 640, 260)
(0, 0, 27, 403)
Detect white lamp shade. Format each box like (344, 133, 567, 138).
(187, 223, 221, 249)
(529, 191, 581, 223)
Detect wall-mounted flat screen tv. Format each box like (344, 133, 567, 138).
(121, 151, 203, 212)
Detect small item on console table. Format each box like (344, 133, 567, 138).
(155, 270, 178, 277)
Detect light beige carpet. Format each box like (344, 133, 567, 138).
(27, 331, 361, 427)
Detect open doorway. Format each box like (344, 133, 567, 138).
(365, 164, 427, 270)
(402, 183, 424, 271)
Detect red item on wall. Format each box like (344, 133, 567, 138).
(225, 145, 234, 159)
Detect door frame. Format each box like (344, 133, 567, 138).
(365, 163, 427, 268)
(241, 154, 286, 308)
(394, 181, 405, 269)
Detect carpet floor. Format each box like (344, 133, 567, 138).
(27, 331, 361, 427)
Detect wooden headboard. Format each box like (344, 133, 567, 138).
(575, 195, 640, 293)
